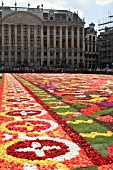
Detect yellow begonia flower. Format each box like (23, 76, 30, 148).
(67, 119, 93, 124)
(52, 130, 61, 137)
(90, 95, 101, 98)
(52, 106, 70, 109)
(56, 164, 70, 170)
(80, 131, 113, 138)
(58, 111, 75, 116)
(43, 98, 56, 100)
(77, 97, 107, 102)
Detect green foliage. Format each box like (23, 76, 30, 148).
(91, 108, 113, 118)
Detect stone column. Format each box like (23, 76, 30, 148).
(28, 25, 30, 66)
(34, 25, 37, 67)
(41, 25, 43, 67)
(66, 26, 68, 65)
(2, 24, 4, 64)
(77, 26, 80, 68)
(15, 24, 17, 66)
(47, 25, 50, 67)
(82, 27, 85, 66)
(71, 26, 74, 68)
(54, 26, 56, 67)
(21, 25, 24, 65)
(2, 24, 4, 47)
(60, 26, 62, 65)
(8, 24, 11, 67)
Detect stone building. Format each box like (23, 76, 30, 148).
(98, 14, 113, 69)
(0, 3, 85, 69)
(98, 28, 113, 69)
(84, 23, 99, 69)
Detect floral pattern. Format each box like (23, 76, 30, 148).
(1, 73, 113, 169)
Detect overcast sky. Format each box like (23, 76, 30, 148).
(2, 0, 113, 32)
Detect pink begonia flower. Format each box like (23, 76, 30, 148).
(107, 144, 113, 157)
(96, 115, 113, 122)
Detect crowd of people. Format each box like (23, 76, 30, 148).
(0, 66, 113, 74)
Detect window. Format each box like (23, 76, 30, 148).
(50, 52, 54, 56)
(93, 36, 95, 42)
(43, 58, 47, 66)
(89, 35, 91, 42)
(43, 13, 48, 19)
(30, 25, 34, 34)
(56, 37, 60, 48)
(85, 43, 88, 51)
(80, 52, 83, 56)
(17, 25, 21, 34)
(4, 24, 8, 34)
(24, 25, 27, 34)
(62, 38, 66, 48)
(37, 26, 41, 34)
(4, 36, 8, 46)
(30, 37, 34, 48)
(56, 26, 60, 35)
(37, 58, 41, 66)
(74, 27, 77, 36)
(68, 26, 71, 36)
(43, 26, 47, 35)
(93, 45, 95, 52)
(44, 38, 47, 49)
(68, 52, 72, 56)
(37, 37, 41, 48)
(62, 26, 66, 36)
(30, 51, 34, 58)
(24, 51, 28, 59)
(80, 27, 83, 36)
(56, 56, 60, 64)
(37, 51, 41, 57)
(80, 39, 83, 49)
(63, 52, 66, 57)
(74, 52, 77, 56)
(68, 38, 71, 48)
(50, 26, 53, 35)
(50, 58, 54, 66)
(5, 51, 8, 56)
(44, 52, 47, 56)
(89, 44, 91, 52)
(11, 51, 15, 56)
(56, 52, 60, 56)
(68, 59, 71, 65)
(74, 59, 77, 67)
(17, 37, 21, 46)
(11, 25, 15, 34)
(11, 36, 15, 46)
(50, 37, 53, 48)
(74, 38, 77, 48)
(24, 37, 28, 47)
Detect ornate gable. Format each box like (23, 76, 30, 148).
(2, 11, 42, 25)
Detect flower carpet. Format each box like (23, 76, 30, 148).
(0, 73, 113, 169)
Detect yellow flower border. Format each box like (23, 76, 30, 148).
(0, 120, 49, 135)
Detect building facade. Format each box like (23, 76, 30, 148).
(98, 15, 113, 68)
(84, 23, 99, 69)
(0, 4, 85, 69)
(98, 28, 113, 68)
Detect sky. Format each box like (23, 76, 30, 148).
(1, 0, 113, 32)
